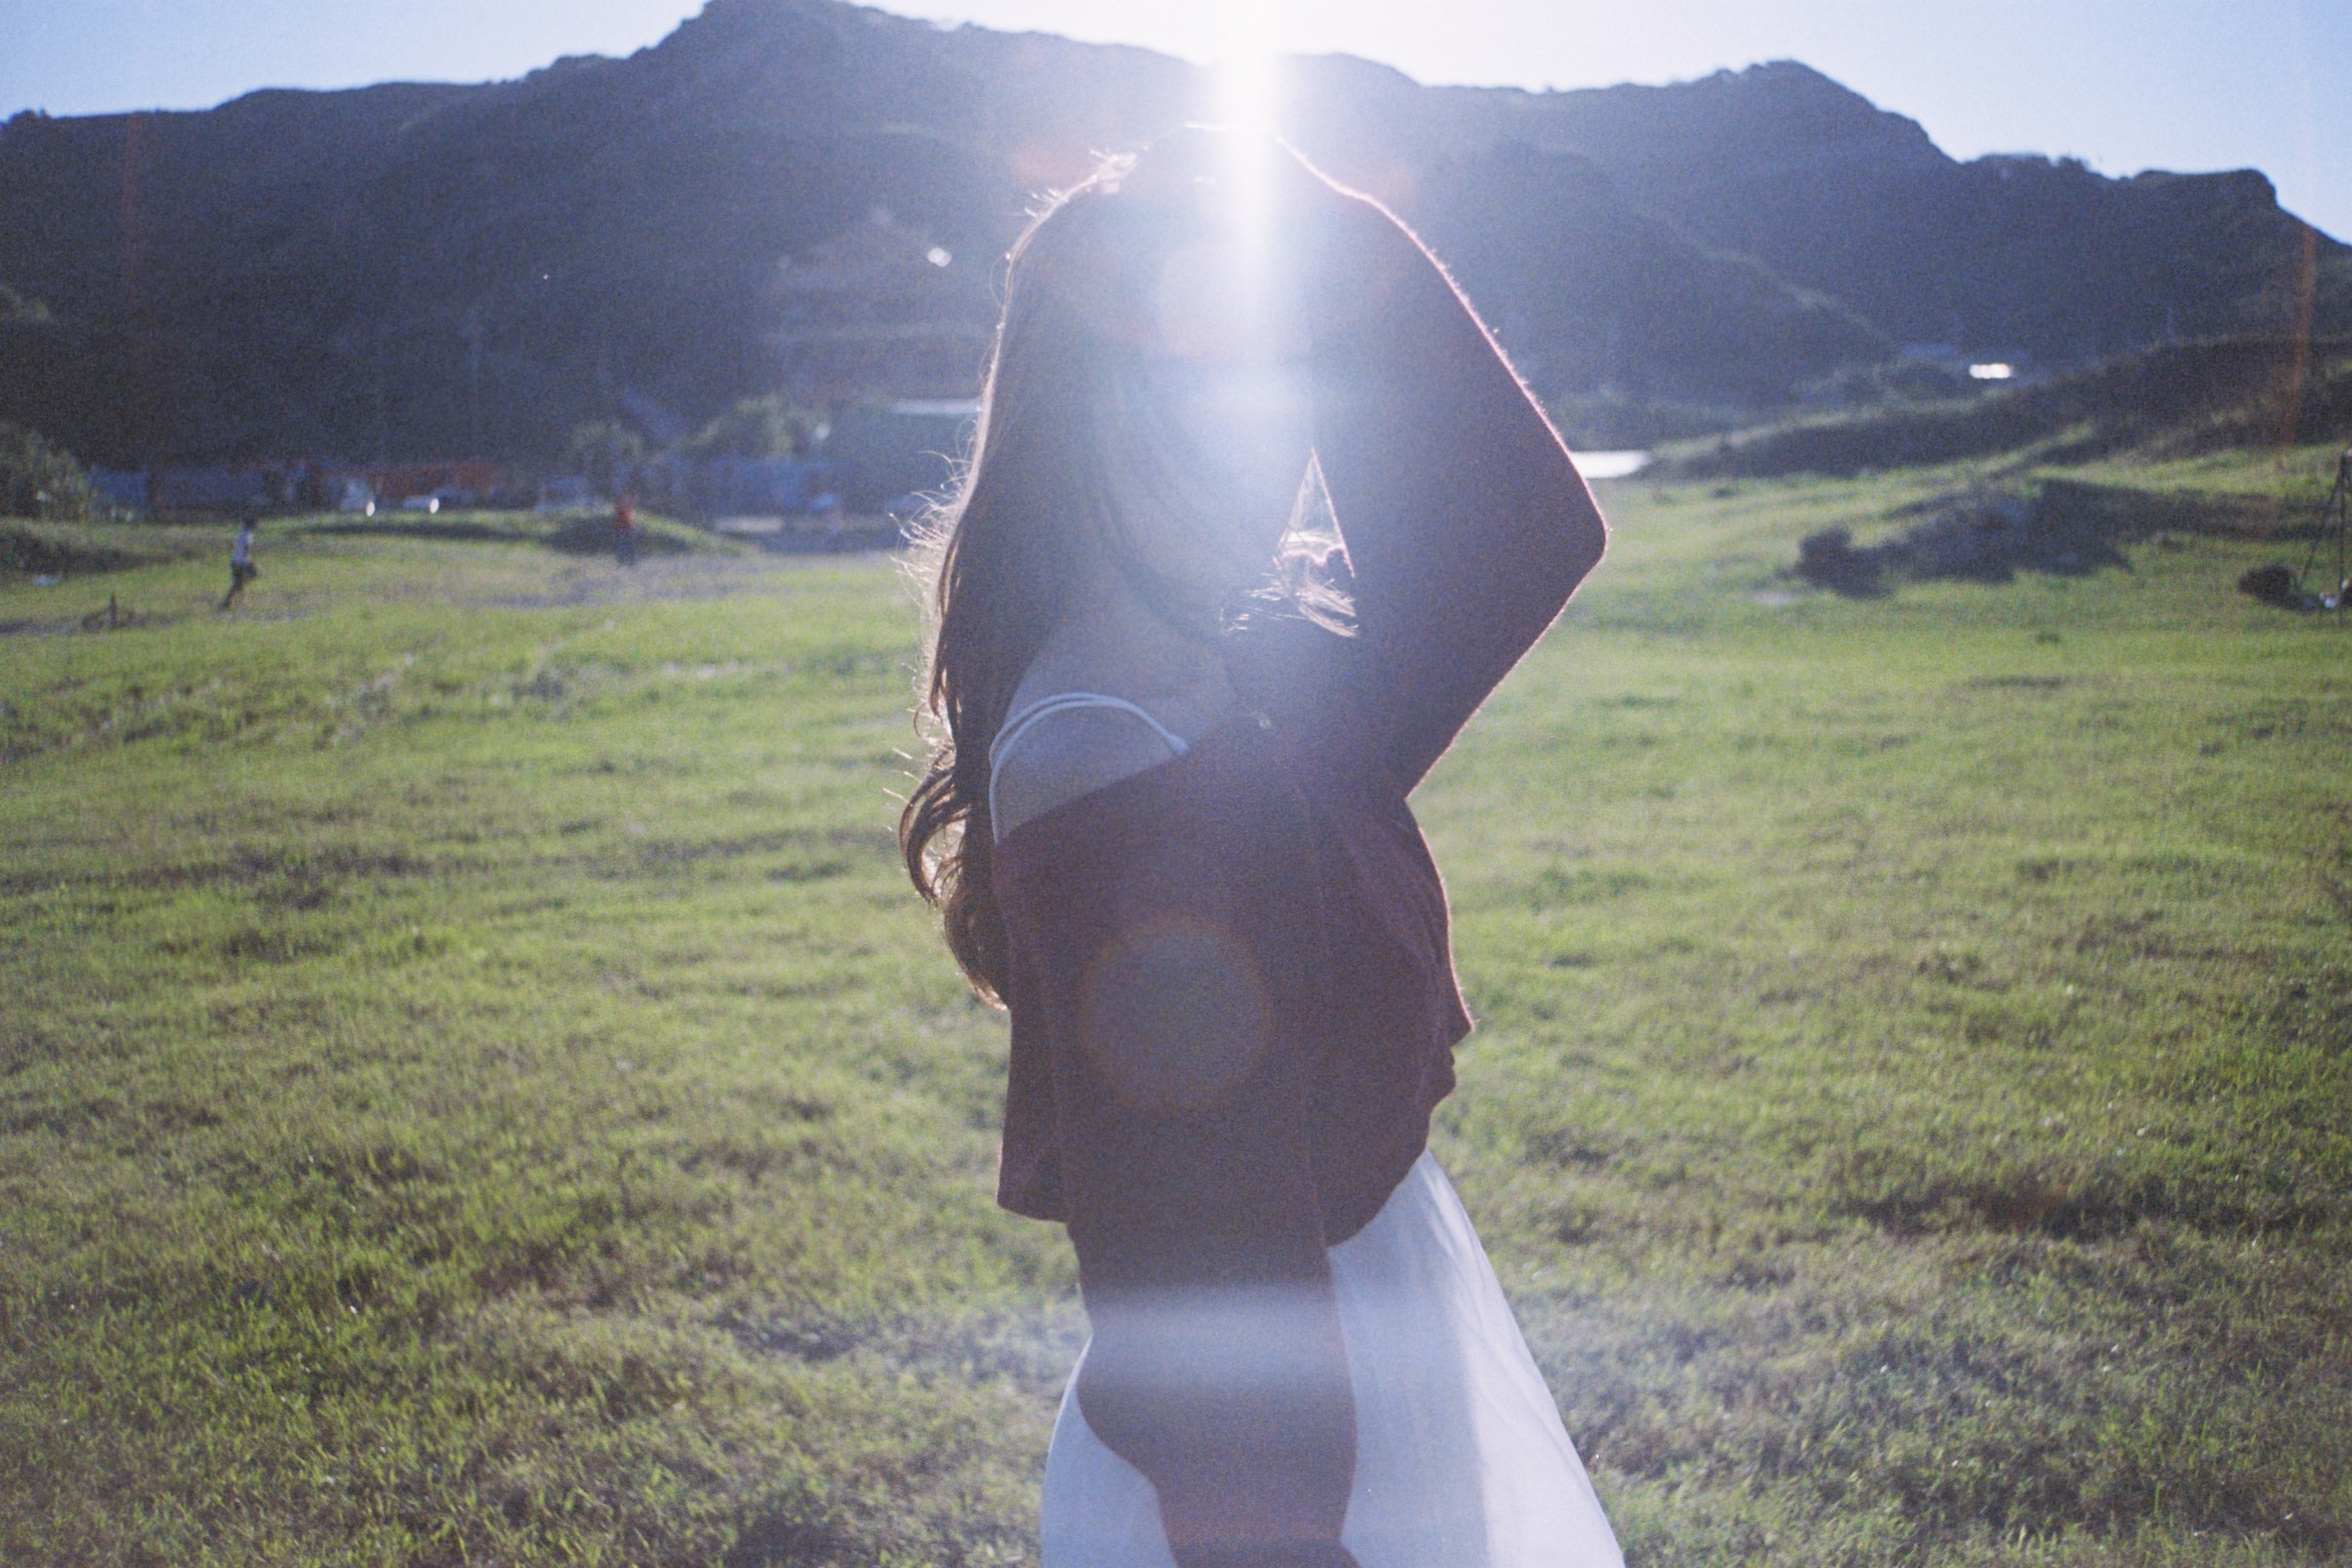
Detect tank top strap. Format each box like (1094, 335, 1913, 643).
(987, 692, 1189, 841)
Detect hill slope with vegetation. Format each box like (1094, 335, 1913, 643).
(0, 0, 2344, 465)
(1672, 339, 2352, 480)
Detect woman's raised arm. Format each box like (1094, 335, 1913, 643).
(1298, 164, 1607, 792)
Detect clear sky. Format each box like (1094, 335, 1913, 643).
(4, 0, 2344, 240)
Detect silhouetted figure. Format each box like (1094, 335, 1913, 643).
(897, 132, 1620, 1568)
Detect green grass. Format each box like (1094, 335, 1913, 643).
(2, 469, 2346, 1567)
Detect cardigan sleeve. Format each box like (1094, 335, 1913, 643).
(1021, 801, 1361, 1568)
(1303, 179, 1608, 793)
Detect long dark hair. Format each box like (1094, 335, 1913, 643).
(898, 141, 1346, 1004)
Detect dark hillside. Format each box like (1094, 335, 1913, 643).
(0, 0, 2344, 465)
(1413, 143, 1888, 403)
(1451, 61, 2346, 358)
(1674, 337, 2352, 479)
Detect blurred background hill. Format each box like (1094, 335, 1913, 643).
(0, 0, 2345, 468)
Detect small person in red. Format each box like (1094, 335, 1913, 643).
(612, 493, 639, 566)
(902, 133, 1624, 1568)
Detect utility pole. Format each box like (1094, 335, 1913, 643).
(2310, 449, 2351, 617)
(373, 318, 391, 464)
(464, 304, 484, 456)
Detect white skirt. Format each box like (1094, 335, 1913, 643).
(1040, 1152, 1625, 1568)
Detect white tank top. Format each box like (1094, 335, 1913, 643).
(986, 692, 1189, 842)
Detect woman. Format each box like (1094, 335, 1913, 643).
(901, 132, 1622, 1568)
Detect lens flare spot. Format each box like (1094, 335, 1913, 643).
(1078, 913, 1273, 1112)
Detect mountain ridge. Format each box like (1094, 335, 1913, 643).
(1, 0, 2343, 465)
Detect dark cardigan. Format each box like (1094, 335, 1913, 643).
(991, 188, 1606, 1568)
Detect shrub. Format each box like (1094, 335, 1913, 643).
(1795, 526, 1884, 594)
(562, 420, 648, 499)
(683, 395, 830, 461)
(0, 421, 97, 519)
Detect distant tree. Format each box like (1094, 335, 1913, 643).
(0, 422, 96, 519)
(0, 282, 56, 325)
(563, 419, 646, 498)
(682, 395, 830, 461)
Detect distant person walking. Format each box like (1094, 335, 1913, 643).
(220, 514, 259, 610)
(612, 493, 640, 566)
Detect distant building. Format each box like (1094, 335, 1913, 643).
(137, 458, 515, 513)
(766, 211, 997, 404)
(536, 475, 596, 512)
(88, 468, 147, 510)
(350, 461, 507, 507)
(825, 398, 979, 513)
(150, 465, 272, 512)
(640, 456, 837, 519)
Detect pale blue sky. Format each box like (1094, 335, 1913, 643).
(3, 0, 2344, 239)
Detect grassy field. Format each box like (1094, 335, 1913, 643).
(2, 456, 2347, 1567)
